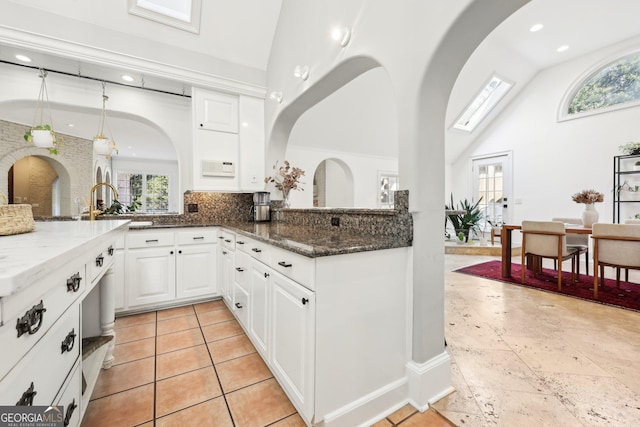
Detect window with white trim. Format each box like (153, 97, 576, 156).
(452, 75, 513, 132)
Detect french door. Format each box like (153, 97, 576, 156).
(472, 153, 512, 232)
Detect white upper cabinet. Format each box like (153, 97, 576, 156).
(194, 89, 239, 133)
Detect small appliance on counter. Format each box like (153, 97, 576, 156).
(252, 191, 270, 222)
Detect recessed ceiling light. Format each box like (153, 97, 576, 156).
(67, 123, 75, 128)
(557, 45, 569, 53)
(121, 75, 134, 82)
(529, 23, 544, 33)
(15, 54, 31, 63)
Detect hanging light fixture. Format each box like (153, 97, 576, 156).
(23, 69, 60, 155)
(93, 82, 118, 158)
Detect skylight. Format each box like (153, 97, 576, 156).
(453, 75, 513, 132)
(128, 0, 201, 33)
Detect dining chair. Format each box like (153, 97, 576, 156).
(521, 221, 580, 290)
(592, 223, 640, 298)
(551, 217, 589, 275)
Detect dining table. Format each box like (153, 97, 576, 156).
(501, 224, 592, 278)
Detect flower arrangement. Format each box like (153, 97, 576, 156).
(572, 189, 604, 204)
(619, 142, 640, 155)
(264, 161, 305, 206)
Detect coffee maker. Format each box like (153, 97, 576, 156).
(252, 192, 270, 222)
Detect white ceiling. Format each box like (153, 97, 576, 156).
(2, 0, 640, 162)
(446, 0, 640, 162)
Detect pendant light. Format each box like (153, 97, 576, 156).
(23, 69, 60, 155)
(93, 82, 118, 158)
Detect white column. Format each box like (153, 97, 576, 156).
(100, 266, 116, 369)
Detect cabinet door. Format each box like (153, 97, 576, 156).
(127, 248, 176, 307)
(177, 244, 217, 299)
(270, 272, 315, 421)
(219, 247, 234, 306)
(194, 89, 238, 133)
(249, 260, 270, 358)
(114, 249, 126, 311)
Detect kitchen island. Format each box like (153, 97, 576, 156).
(0, 220, 129, 426)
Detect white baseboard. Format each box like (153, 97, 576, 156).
(406, 351, 453, 410)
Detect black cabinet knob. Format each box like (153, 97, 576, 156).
(302, 298, 309, 305)
(235, 302, 243, 309)
(264, 272, 269, 278)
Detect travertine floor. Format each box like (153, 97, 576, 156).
(434, 254, 640, 426)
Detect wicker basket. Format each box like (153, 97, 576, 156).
(0, 192, 36, 236)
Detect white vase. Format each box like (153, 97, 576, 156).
(582, 203, 599, 227)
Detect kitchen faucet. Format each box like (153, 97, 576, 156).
(89, 182, 119, 221)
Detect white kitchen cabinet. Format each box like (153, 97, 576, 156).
(248, 258, 270, 359)
(238, 95, 265, 191)
(194, 88, 238, 133)
(127, 246, 176, 307)
(219, 245, 235, 306)
(176, 244, 217, 299)
(270, 271, 315, 422)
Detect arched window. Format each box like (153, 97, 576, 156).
(568, 53, 640, 115)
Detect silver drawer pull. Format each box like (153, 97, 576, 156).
(66, 272, 82, 293)
(278, 261, 292, 268)
(16, 300, 46, 338)
(16, 382, 36, 406)
(61, 328, 77, 353)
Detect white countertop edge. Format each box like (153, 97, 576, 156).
(0, 220, 130, 297)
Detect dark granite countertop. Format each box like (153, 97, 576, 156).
(106, 218, 411, 257)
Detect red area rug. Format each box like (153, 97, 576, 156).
(454, 260, 640, 312)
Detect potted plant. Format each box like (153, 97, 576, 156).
(264, 160, 305, 208)
(445, 194, 483, 243)
(572, 189, 604, 227)
(619, 141, 640, 155)
(24, 124, 60, 155)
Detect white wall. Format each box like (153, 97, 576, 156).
(450, 35, 640, 230)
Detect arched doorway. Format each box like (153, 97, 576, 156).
(312, 158, 354, 207)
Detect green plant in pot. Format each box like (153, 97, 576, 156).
(24, 124, 60, 155)
(445, 194, 483, 243)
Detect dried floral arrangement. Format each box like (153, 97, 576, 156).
(264, 161, 305, 195)
(571, 189, 604, 204)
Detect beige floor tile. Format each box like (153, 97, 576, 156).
(81, 384, 154, 427)
(194, 299, 226, 314)
(115, 322, 156, 344)
(156, 344, 213, 380)
(470, 386, 583, 426)
(503, 335, 612, 376)
(155, 367, 222, 418)
(156, 327, 205, 354)
(370, 419, 393, 427)
(216, 352, 273, 393)
(539, 372, 640, 426)
(156, 315, 199, 335)
(445, 318, 511, 351)
(387, 404, 417, 424)
(114, 312, 156, 330)
(207, 334, 256, 363)
(437, 410, 487, 427)
(201, 319, 244, 342)
(398, 409, 456, 426)
(155, 397, 233, 427)
(197, 307, 235, 326)
(156, 304, 195, 321)
(431, 361, 483, 416)
(270, 413, 307, 426)
(226, 378, 296, 427)
(112, 337, 155, 366)
(91, 357, 155, 399)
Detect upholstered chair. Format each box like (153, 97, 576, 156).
(551, 217, 589, 275)
(592, 223, 640, 298)
(521, 220, 580, 290)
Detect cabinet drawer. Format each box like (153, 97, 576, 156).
(234, 251, 251, 289)
(128, 230, 175, 249)
(270, 246, 315, 290)
(0, 262, 85, 380)
(54, 361, 81, 427)
(0, 302, 80, 406)
(88, 242, 117, 284)
(218, 229, 236, 251)
(177, 228, 218, 246)
(237, 236, 271, 264)
(233, 282, 249, 328)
